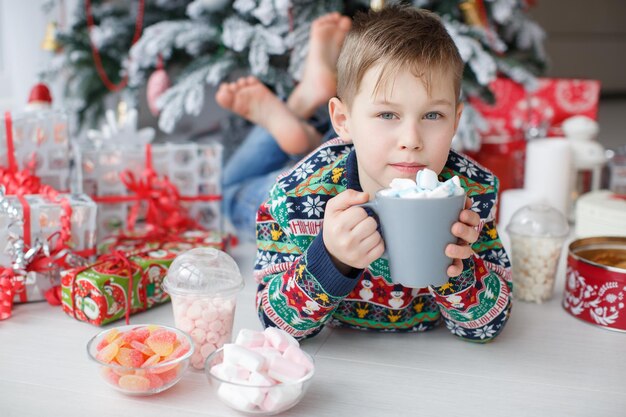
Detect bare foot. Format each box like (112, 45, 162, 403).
(287, 12, 352, 119)
(216, 76, 322, 155)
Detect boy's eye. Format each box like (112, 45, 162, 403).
(378, 112, 396, 120)
(424, 112, 442, 120)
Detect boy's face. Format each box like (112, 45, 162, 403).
(330, 64, 463, 197)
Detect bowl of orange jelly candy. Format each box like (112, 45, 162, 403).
(87, 324, 194, 395)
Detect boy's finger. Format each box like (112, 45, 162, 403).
(326, 190, 370, 214)
(452, 222, 479, 244)
(447, 259, 463, 277)
(350, 215, 379, 237)
(459, 209, 480, 227)
(445, 243, 474, 259)
(334, 204, 370, 231)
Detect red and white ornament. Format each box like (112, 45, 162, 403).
(146, 68, 170, 116)
(26, 82, 53, 111)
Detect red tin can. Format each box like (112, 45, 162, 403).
(564, 237, 626, 332)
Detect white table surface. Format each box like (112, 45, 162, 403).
(1, 240, 625, 417)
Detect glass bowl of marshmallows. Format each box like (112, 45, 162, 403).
(205, 328, 315, 415)
(87, 324, 194, 395)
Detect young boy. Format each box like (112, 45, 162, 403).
(254, 6, 512, 342)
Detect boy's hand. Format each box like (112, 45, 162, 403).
(446, 196, 480, 277)
(323, 190, 385, 274)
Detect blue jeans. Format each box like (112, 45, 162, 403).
(222, 126, 291, 242)
(222, 121, 337, 242)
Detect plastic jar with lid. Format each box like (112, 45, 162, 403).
(506, 205, 569, 303)
(162, 247, 244, 369)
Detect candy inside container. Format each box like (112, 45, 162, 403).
(206, 328, 315, 415)
(86, 324, 193, 395)
(163, 248, 244, 369)
(506, 204, 569, 303)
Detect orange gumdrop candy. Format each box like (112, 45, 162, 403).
(145, 330, 176, 357)
(141, 354, 161, 368)
(118, 374, 151, 392)
(105, 328, 121, 343)
(130, 340, 155, 356)
(96, 342, 119, 363)
(165, 342, 191, 361)
(145, 372, 164, 390)
(116, 347, 145, 368)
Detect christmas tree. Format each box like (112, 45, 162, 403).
(53, 0, 546, 148)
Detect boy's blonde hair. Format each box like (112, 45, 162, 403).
(336, 5, 464, 107)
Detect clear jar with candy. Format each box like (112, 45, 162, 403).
(163, 247, 244, 369)
(506, 204, 569, 303)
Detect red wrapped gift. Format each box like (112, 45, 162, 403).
(466, 138, 526, 193)
(470, 77, 601, 140)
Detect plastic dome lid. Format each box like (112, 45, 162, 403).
(506, 204, 570, 238)
(163, 247, 244, 297)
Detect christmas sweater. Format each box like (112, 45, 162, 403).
(254, 139, 512, 342)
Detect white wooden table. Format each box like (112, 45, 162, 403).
(1, 241, 625, 417)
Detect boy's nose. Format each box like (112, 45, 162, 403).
(398, 122, 423, 150)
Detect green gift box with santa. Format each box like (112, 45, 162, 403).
(61, 248, 175, 326)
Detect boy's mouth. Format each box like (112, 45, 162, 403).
(389, 162, 426, 174)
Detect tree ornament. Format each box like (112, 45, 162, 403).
(41, 22, 61, 52)
(26, 83, 53, 111)
(460, 0, 484, 27)
(146, 56, 170, 116)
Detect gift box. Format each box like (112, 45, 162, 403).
(470, 77, 601, 140)
(1, 111, 71, 191)
(97, 229, 227, 255)
(61, 249, 177, 326)
(0, 193, 97, 304)
(61, 229, 226, 326)
(76, 141, 222, 240)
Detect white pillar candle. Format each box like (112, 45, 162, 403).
(524, 138, 573, 218)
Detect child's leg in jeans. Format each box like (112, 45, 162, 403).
(222, 125, 290, 233)
(227, 168, 284, 242)
(222, 125, 289, 188)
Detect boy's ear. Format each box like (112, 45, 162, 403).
(328, 97, 351, 139)
(453, 101, 464, 132)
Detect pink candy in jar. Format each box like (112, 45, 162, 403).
(162, 248, 244, 370)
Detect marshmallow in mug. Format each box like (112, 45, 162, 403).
(379, 168, 465, 198)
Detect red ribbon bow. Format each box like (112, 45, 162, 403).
(0, 269, 24, 320)
(113, 144, 202, 233)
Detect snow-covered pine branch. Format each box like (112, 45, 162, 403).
(127, 21, 220, 87)
(157, 54, 236, 133)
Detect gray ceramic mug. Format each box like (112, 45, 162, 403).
(360, 191, 466, 288)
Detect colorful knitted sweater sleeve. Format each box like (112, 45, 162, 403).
(254, 142, 358, 339)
